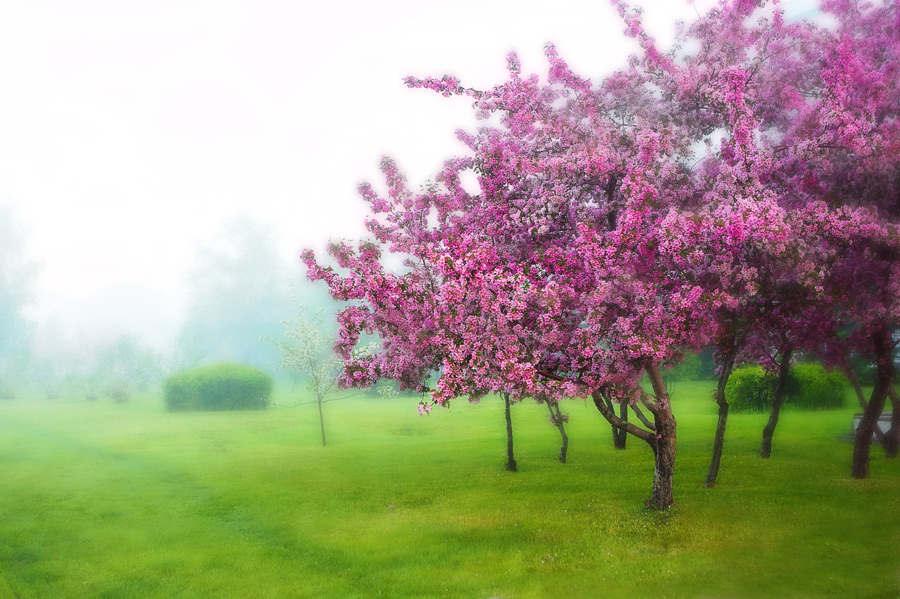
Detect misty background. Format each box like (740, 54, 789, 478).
(0, 0, 818, 386)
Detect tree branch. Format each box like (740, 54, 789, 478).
(592, 389, 655, 442)
(536, 369, 566, 382)
(630, 402, 656, 430)
(639, 390, 660, 417)
(645, 363, 669, 400)
(321, 394, 356, 403)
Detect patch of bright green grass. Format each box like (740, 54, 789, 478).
(0, 383, 898, 598)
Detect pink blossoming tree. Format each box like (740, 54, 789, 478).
(304, 0, 899, 507)
(594, 0, 899, 479)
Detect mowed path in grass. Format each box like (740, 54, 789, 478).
(0, 382, 898, 599)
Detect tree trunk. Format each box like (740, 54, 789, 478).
(545, 401, 569, 463)
(852, 331, 895, 479)
(612, 401, 628, 450)
(645, 365, 677, 509)
(504, 393, 517, 472)
(317, 398, 327, 447)
(647, 400, 677, 510)
(705, 343, 737, 488)
(761, 347, 793, 460)
(590, 364, 677, 510)
(884, 388, 900, 459)
(844, 366, 887, 447)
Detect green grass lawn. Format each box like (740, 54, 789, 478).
(0, 382, 898, 599)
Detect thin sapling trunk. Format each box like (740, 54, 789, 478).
(317, 395, 327, 447)
(706, 342, 737, 488)
(760, 347, 793, 460)
(544, 400, 569, 463)
(504, 392, 517, 472)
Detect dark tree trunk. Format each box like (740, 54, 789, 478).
(852, 331, 895, 479)
(761, 347, 793, 460)
(852, 383, 889, 477)
(612, 401, 628, 450)
(590, 364, 677, 509)
(504, 393, 517, 472)
(545, 401, 569, 463)
(705, 343, 737, 488)
(648, 402, 677, 510)
(844, 366, 887, 447)
(646, 365, 677, 510)
(884, 388, 900, 459)
(317, 398, 327, 447)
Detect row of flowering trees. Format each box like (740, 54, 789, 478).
(304, 0, 899, 509)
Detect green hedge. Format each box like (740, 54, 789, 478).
(164, 362, 272, 412)
(725, 366, 772, 413)
(785, 363, 848, 411)
(726, 363, 848, 413)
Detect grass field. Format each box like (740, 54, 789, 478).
(0, 381, 898, 598)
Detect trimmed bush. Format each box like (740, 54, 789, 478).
(727, 363, 848, 413)
(785, 363, 848, 411)
(164, 362, 272, 412)
(726, 365, 772, 413)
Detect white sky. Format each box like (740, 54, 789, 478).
(0, 0, 816, 348)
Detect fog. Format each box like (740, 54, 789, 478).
(0, 0, 817, 375)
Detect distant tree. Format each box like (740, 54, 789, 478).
(0, 353, 29, 400)
(65, 341, 104, 401)
(662, 352, 701, 389)
(694, 348, 718, 381)
(70, 366, 102, 401)
(267, 307, 347, 447)
(31, 357, 66, 400)
(162, 339, 205, 379)
(95, 337, 161, 402)
(0, 207, 37, 398)
(179, 216, 293, 370)
(28, 319, 76, 400)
